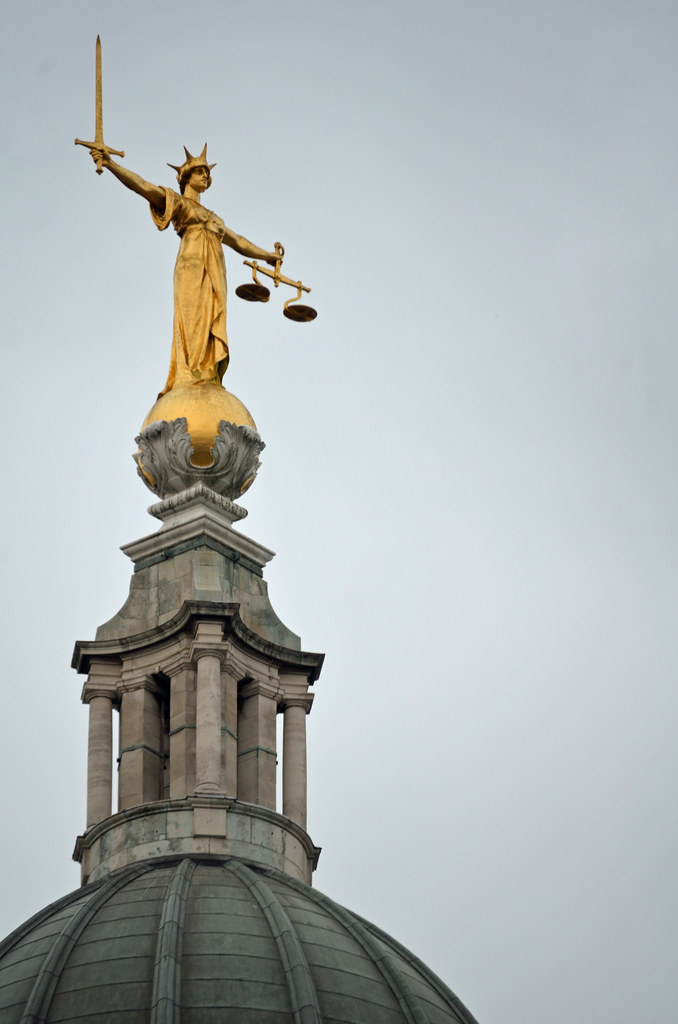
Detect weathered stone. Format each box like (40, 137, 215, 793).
(73, 797, 321, 884)
(96, 486, 300, 649)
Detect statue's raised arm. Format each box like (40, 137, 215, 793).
(88, 148, 166, 211)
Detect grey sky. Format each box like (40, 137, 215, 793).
(1, 2, 677, 1021)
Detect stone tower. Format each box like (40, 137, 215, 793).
(0, 398, 481, 1021)
(72, 470, 324, 887)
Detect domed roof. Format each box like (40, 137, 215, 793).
(0, 855, 478, 1023)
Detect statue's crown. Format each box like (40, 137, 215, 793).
(168, 144, 217, 187)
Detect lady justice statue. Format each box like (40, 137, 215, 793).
(76, 39, 293, 496)
(88, 142, 280, 397)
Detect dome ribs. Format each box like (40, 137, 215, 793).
(150, 858, 197, 1024)
(0, 887, 97, 967)
(349, 916, 481, 1024)
(0, 857, 479, 1022)
(275, 876, 432, 1024)
(228, 861, 323, 1024)
(19, 863, 151, 1024)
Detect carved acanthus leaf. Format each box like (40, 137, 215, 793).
(134, 418, 265, 501)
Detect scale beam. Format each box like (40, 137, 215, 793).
(236, 242, 317, 321)
(243, 260, 312, 295)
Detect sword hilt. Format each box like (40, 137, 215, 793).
(74, 138, 126, 174)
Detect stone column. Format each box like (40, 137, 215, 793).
(282, 696, 313, 829)
(169, 663, 196, 799)
(194, 651, 223, 793)
(85, 693, 114, 827)
(222, 665, 239, 797)
(191, 621, 225, 794)
(238, 679, 280, 810)
(81, 660, 119, 828)
(118, 682, 163, 810)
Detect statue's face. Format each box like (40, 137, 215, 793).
(187, 166, 210, 192)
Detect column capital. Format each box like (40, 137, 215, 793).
(190, 643, 230, 666)
(224, 647, 279, 688)
(193, 621, 224, 644)
(160, 651, 196, 677)
(168, 659, 195, 677)
(82, 687, 117, 705)
(280, 694, 314, 714)
(240, 678, 283, 702)
(118, 672, 163, 696)
(81, 659, 121, 705)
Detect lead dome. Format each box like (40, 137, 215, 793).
(0, 856, 477, 1023)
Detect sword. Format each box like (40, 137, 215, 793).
(75, 36, 125, 174)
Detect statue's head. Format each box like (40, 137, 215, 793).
(168, 144, 216, 194)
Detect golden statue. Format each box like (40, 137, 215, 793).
(90, 143, 279, 396)
(76, 38, 314, 473)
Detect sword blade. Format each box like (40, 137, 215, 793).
(95, 35, 103, 145)
(75, 36, 124, 173)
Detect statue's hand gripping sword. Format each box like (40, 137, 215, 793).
(75, 36, 124, 173)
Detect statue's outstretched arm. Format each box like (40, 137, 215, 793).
(220, 226, 279, 266)
(90, 149, 166, 212)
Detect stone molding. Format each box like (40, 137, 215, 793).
(148, 482, 247, 524)
(81, 659, 121, 704)
(190, 646, 230, 666)
(240, 678, 283, 702)
(190, 621, 231, 668)
(224, 646, 284, 693)
(280, 694, 315, 714)
(120, 502, 275, 576)
(134, 418, 265, 501)
(118, 672, 165, 696)
(82, 687, 118, 705)
(158, 653, 196, 679)
(193, 620, 224, 644)
(73, 602, 324, 682)
(73, 796, 322, 886)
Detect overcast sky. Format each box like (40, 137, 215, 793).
(1, 2, 677, 1022)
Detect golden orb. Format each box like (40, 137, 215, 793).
(141, 384, 257, 467)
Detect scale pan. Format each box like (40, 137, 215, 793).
(283, 303, 317, 323)
(236, 283, 270, 302)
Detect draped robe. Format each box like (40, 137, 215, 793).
(151, 187, 229, 395)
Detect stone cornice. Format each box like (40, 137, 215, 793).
(121, 507, 275, 577)
(73, 601, 325, 681)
